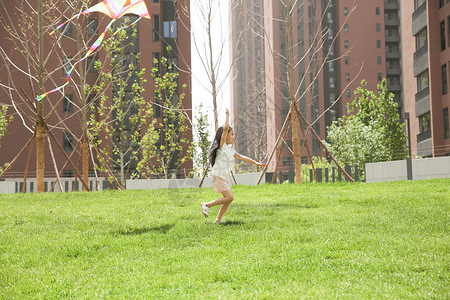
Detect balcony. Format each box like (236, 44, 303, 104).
(415, 87, 430, 117)
(415, 86, 429, 102)
(417, 130, 431, 143)
(385, 35, 400, 43)
(412, 2, 426, 21)
(387, 83, 402, 91)
(417, 131, 432, 157)
(386, 51, 401, 59)
(413, 44, 428, 61)
(413, 51, 429, 76)
(384, 0, 399, 10)
(386, 68, 401, 75)
(412, 2, 427, 36)
(385, 18, 400, 27)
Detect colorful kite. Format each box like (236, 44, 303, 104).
(36, 0, 151, 101)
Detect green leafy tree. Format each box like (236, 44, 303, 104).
(347, 79, 408, 161)
(137, 47, 192, 179)
(324, 79, 408, 180)
(88, 19, 152, 187)
(193, 103, 211, 177)
(324, 118, 385, 180)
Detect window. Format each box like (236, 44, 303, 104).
(329, 77, 335, 88)
(328, 45, 334, 55)
(443, 64, 448, 94)
(154, 90, 161, 118)
(376, 23, 381, 32)
(62, 18, 72, 37)
(87, 19, 97, 35)
(152, 15, 160, 41)
(167, 57, 178, 73)
(415, 27, 427, 50)
(329, 93, 336, 104)
(440, 0, 444, 8)
(344, 24, 349, 32)
(419, 112, 430, 133)
(63, 94, 73, 113)
(448, 17, 450, 47)
(283, 157, 293, 167)
(153, 0, 159, 2)
(377, 40, 381, 48)
(376, 7, 380, 16)
(378, 73, 383, 81)
(344, 40, 349, 48)
(153, 52, 161, 75)
(377, 56, 382, 65)
(345, 56, 349, 65)
(87, 56, 97, 73)
(163, 21, 177, 38)
(63, 133, 74, 151)
(417, 70, 429, 91)
(345, 73, 350, 82)
(88, 95, 96, 108)
(346, 90, 351, 98)
(414, 0, 426, 10)
(328, 61, 334, 72)
(441, 21, 446, 51)
(63, 57, 73, 75)
(444, 108, 449, 139)
(343, 7, 348, 16)
(327, 12, 333, 23)
(328, 28, 334, 40)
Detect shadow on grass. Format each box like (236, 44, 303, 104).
(237, 203, 319, 209)
(218, 220, 245, 226)
(115, 223, 175, 236)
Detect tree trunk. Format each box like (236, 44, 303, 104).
(36, 114, 46, 192)
(82, 138, 89, 191)
(291, 105, 301, 184)
(284, 0, 301, 183)
(36, 0, 45, 192)
(207, 6, 218, 131)
(120, 151, 125, 187)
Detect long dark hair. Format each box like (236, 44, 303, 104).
(208, 125, 232, 167)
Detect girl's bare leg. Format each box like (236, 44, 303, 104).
(215, 202, 231, 222)
(205, 190, 234, 207)
(205, 190, 234, 222)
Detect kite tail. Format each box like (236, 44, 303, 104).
(37, 19, 116, 101)
(49, 14, 82, 36)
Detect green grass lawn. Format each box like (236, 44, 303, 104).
(0, 179, 448, 299)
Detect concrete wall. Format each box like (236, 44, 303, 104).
(0, 181, 15, 194)
(126, 172, 265, 190)
(365, 157, 450, 183)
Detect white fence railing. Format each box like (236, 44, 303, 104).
(0, 177, 106, 194)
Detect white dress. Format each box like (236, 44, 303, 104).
(211, 143, 236, 183)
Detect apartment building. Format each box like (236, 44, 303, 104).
(0, 0, 192, 181)
(230, 0, 400, 170)
(401, 0, 450, 157)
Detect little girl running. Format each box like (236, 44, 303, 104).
(201, 109, 265, 223)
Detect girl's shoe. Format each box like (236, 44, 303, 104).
(214, 220, 226, 224)
(201, 203, 209, 218)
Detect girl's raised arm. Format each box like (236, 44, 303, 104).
(234, 152, 266, 166)
(219, 109, 230, 149)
